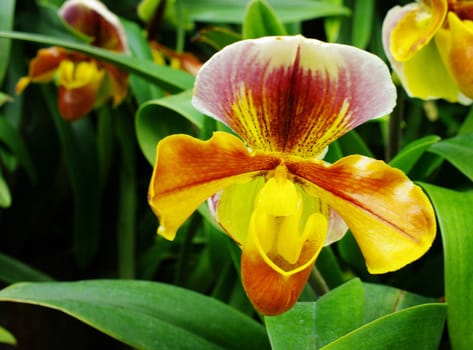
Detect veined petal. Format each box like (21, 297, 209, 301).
(192, 36, 396, 158)
(387, 0, 447, 62)
(59, 0, 128, 52)
(148, 132, 281, 240)
(286, 155, 436, 274)
(16, 47, 68, 94)
(436, 12, 473, 99)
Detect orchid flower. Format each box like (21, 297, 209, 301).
(148, 36, 436, 316)
(383, 0, 473, 104)
(16, 0, 129, 120)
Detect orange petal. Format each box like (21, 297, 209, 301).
(241, 210, 327, 315)
(57, 60, 105, 120)
(16, 47, 68, 94)
(241, 244, 314, 316)
(59, 0, 128, 52)
(286, 155, 436, 274)
(148, 132, 281, 240)
(387, 0, 447, 62)
(192, 36, 396, 158)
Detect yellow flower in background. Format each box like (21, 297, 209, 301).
(383, 0, 473, 104)
(147, 36, 437, 315)
(16, 0, 129, 120)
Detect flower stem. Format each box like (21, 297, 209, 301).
(385, 86, 405, 161)
(175, 0, 185, 53)
(308, 266, 329, 297)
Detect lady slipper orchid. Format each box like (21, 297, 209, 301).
(16, 0, 129, 120)
(148, 36, 436, 315)
(383, 0, 473, 104)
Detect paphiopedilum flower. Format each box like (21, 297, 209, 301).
(148, 36, 436, 315)
(16, 0, 128, 120)
(383, 0, 473, 104)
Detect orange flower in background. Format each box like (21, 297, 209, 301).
(383, 0, 473, 104)
(148, 36, 437, 315)
(149, 41, 202, 76)
(16, 0, 129, 120)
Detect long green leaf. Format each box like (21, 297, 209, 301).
(0, 0, 15, 84)
(0, 252, 53, 284)
(428, 133, 473, 181)
(0, 280, 270, 350)
(0, 31, 194, 92)
(389, 135, 441, 174)
(322, 304, 446, 349)
(182, 0, 350, 23)
(422, 184, 473, 350)
(351, 0, 374, 49)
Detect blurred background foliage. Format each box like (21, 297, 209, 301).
(0, 0, 471, 349)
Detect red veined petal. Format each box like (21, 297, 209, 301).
(286, 155, 436, 274)
(192, 35, 396, 158)
(59, 0, 128, 52)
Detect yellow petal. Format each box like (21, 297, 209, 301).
(148, 132, 281, 240)
(389, 0, 447, 61)
(287, 155, 436, 274)
(402, 40, 462, 102)
(437, 12, 473, 99)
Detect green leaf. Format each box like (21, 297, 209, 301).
(389, 135, 441, 174)
(323, 0, 343, 42)
(135, 90, 204, 164)
(351, 0, 374, 49)
(182, 0, 349, 23)
(0, 325, 16, 346)
(0, 116, 37, 182)
(338, 130, 373, 157)
(0, 0, 15, 84)
(362, 282, 438, 324)
(0, 171, 11, 208)
(428, 133, 473, 181)
(243, 0, 287, 39)
(0, 280, 270, 350)
(0, 31, 194, 93)
(421, 184, 473, 350)
(43, 86, 102, 268)
(322, 304, 446, 349)
(0, 252, 53, 284)
(459, 105, 473, 135)
(0, 92, 13, 108)
(265, 279, 364, 349)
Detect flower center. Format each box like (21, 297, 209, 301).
(248, 166, 327, 274)
(58, 59, 104, 90)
